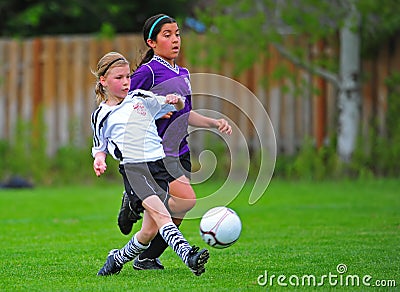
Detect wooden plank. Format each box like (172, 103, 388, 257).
(32, 38, 43, 141)
(236, 70, 252, 152)
(294, 73, 303, 150)
(42, 37, 57, 155)
(361, 59, 374, 152)
(0, 40, 6, 139)
(57, 37, 70, 146)
(81, 36, 94, 142)
(221, 61, 238, 126)
(281, 41, 296, 155)
(377, 44, 389, 136)
(71, 37, 85, 147)
(114, 35, 125, 54)
(252, 54, 269, 149)
(129, 34, 148, 69)
(21, 40, 33, 122)
(312, 40, 327, 149)
(325, 81, 336, 142)
(7, 40, 20, 143)
(267, 45, 281, 152)
(100, 38, 113, 57)
(87, 38, 100, 112)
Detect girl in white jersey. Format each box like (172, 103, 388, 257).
(91, 52, 209, 276)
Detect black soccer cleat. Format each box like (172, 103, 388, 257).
(97, 249, 123, 276)
(186, 246, 209, 276)
(133, 257, 165, 270)
(118, 192, 143, 235)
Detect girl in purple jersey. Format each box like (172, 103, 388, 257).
(117, 14, 232, 270)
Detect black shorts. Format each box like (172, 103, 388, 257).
(163, 152, 192, 183)
(119, 160, 170, 211)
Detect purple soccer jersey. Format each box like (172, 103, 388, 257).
(130, 55, 192, 157)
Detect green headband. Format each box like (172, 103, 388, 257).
(148, 15, 169, 39)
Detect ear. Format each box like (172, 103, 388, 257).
(99, 76, 107, 87)
(146, 38, 156, 48)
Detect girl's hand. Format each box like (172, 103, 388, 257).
(93, 156, 107, 177)
(165, 94, 184, 110)
(216, 118, 232, 135)
(165, 94, 181, 104)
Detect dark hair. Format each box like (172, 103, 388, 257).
(137, 14, 177, 67)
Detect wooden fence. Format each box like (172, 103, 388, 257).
(0, 33, 399, 157)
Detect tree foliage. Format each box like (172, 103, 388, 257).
(192, 0, 400, 71)
(189, 0, 400, 166)
(0, 0, 196, 37)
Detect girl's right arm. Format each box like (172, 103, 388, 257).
(93, 151, 107, 177)
(91, 104, 111, 177)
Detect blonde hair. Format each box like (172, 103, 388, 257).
(93, 52, 129, 105)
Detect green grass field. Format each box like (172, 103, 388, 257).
(0, 179, 399, 291)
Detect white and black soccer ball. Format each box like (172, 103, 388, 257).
(199, 206, 242, 249)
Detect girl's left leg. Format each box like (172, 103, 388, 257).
(134, 175, 196, 270)
(142, 196, 209, 276)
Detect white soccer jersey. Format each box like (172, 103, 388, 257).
(91, 89, 178, 163)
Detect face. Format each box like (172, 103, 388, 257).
(147, 22, 181, 65)
(100, 64, 131, 101)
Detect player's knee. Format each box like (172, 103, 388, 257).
(168, 196, 196, 214)
(180, 189, 196, 211)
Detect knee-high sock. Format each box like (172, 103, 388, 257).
(138, 222, 181, 260)
(159, 222, 192, 264)
(114, 233, 149, 265)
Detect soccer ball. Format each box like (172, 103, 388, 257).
(199, 206, 242, 249)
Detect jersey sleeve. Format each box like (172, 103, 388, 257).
(136, 90, 178, 120)
(130, 65, 154, 91)
(91, 104, 111, 157)
(155, 99, 177, 120)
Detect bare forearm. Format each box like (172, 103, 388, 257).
(189, 111, 232, 134)
(188, 111, 217, 128)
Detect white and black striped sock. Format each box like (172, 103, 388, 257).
(114, 233, 149, 265)
(159, 222, 192, 264)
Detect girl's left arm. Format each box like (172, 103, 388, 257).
(188, 111, 232, 134)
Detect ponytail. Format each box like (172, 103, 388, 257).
(137, 49, 154, 68)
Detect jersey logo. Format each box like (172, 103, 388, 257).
(133, 102, 147, 116)
(185, 77, 192, 92)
